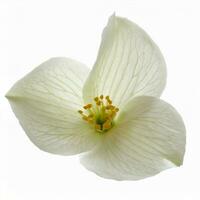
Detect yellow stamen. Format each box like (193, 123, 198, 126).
(78, 110, 83, 114)
(105, 96, 110, 100)
(94, 97, 99, 102)
(110, 105, 115, 110)
(110, 110, 116, 118)
(95, 124, 101, 130)
(96, 101, 101, 106)
(83, 104, 92, 109)
(107, 100, 112, 104)
(78, 95, 119, 133)
(82, 116, 89, 121)
(103, 120, 112, 130)
(106, 105, 111, 110)
(88, 114, 94, 118)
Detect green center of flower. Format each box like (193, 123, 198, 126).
(78, 95, 119, 133)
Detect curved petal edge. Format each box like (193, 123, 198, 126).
(83, 14, 167, 108)
(80, 96, 186, 180)
(6, 57, 100, 155)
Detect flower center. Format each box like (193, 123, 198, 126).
(78, 95, 119, 133)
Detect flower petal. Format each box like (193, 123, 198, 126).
(6, 57, 100, 155)
(80, 96, 185, 180)
(83, 15, 166, 108)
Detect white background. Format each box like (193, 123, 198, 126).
(1, 0, 200, 199)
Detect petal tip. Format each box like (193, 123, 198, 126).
(111, 12, 116, 17)
(5, 90, 14, 100)
(5, 92, 10, 99)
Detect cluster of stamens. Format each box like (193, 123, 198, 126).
(78, 95, 119, 133)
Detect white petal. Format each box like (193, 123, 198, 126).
(83, 15, 166, 108)
(80, 96, 185, 180)
(6, 57, 100, 155)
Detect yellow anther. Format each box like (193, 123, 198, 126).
(95, 124, 101, 130)
(94, 97, 99, 101)
(96, 101, 101, 106)
(78, 95, 119, 133)
(103, 120, 111, 130)
(105, 96, 110, 100)
(82, 116, 89, 121)
(106, 105, 111, 110)
(88, 119, 94, 124)
(110, 105, 115, 110)
(78, 110, 83, 114)
(83, 104, 92, 109)
(88, 114, 94, 118)
(107, 100, 112, 104)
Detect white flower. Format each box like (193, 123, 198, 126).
(6, 14, 186, 181)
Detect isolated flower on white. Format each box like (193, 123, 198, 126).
(6, 14, 186, 180)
